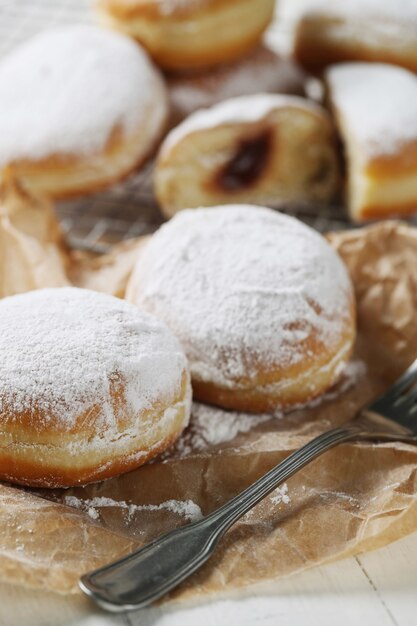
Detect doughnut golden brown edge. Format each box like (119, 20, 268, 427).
(96, 0, 276, 70)
(191, 320, 355, 413)
(5, 119, 168, 201)
(0, 371, 190, 488)
(0, 288, 191, 488)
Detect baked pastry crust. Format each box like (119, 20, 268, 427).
(127, 205, 356, 413)
(0, 26, 168, 199)
(0, 288, 191, 487)
(96, 0, 275, 70)
(294, 0, 417, 74)
(326, 62, 417, 221)
(155, 94, 340, 218)
(4, 123, 167, 200)
(190, 335, 354, 413)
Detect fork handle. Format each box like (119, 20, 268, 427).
(80, 422, 362, 612)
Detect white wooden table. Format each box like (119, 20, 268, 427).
(2, 530, 416, 626)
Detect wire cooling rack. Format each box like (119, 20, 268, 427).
(0, 0, 352, 252)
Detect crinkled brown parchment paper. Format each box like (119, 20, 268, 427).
(2, 199, 417, 602)
(0, 169, 69, 296)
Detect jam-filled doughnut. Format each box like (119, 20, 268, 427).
(0, 288, 190, 487)
(95, 0, 275, 71)
(0, 25, 168, 199)
(326, 62, 417, 222)
(154, 94, 340, 218)
(294, 0, 417, 74)
(167, 45, 307, 125)
(127, 205, 355, 413)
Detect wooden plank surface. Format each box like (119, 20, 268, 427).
(1, 530, 416, 626)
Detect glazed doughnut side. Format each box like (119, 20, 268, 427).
(0, 288, 191, 487)
(127, 206, 356, 413)
(0, 26, 168, 198)
(155, 94, 340, 218)
(96, 0, 275, 70)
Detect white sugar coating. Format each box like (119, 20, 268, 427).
(168, 47, 305, 120)
(0, 288, 188, 431)
(127, 206, 353, 388)
(170, 403, 272, 456)
(64, 495, 203, 522)
(0, 25, 167, 165)
(161, 93, 327, 156)
(326, 63, 417, 158)
(190, 404, 272, 447)
(270, 484, 291, 505)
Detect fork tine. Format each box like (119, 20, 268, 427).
(392, 359, 417, 394)
(372, 358, 417, 410)
(397, 380, 417, 409)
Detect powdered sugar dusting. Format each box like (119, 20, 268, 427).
(161, 94, 327, 156)
(0, 25, 167, 165)
(191, 404, 272, 446)
(0, 287, 188, 434)
(63, 495, 203, 522)
(128, 206, 353, 389)
(271, 484, 291, 505)
(170, 403, 273, 457)
(326, 63, 417, 157)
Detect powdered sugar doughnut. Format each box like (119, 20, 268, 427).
(96, 0, 275, 71)
(0, 26, 168, 199)
(126, 206, 355, 413)
(0, 288, 190, 487)
(155, 94, 340, 218)
(294, 0, 417, 75)
(167, 45, 307, 125)
(326, 63, 417, 221)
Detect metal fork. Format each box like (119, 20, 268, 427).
(80, 358, 417, 612)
